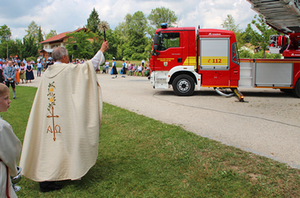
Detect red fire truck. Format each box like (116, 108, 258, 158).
(149, 0, 300, 101)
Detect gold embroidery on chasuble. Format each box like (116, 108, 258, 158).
(46, 81, 61, 141)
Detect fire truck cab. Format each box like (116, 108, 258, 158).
(150, 5, 300, 100)
(150, 24, 241, 97)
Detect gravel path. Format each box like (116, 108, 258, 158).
(20, 72, 300, 168)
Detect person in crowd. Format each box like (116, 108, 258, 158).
(0, 83, 22, 198)
(14, 62, 20, 85)
(0, 62, 4, 84)
(36, 61, 43, 77)
(104, 60, 109, 74)
(127, 61, 131, 76)
(135, 64, 144, 76)
(16, 58, 21, 66)
(3, 61, 17, 99)
(141, 59, 145, 67)
(121, 60, 126, 78)
(30, 59, 35, 66)
(111, 57, 118, 79)
(131, 63, 137, 76)
(2, 61, 8, 69)
(19, 41, 109, 193)
(142, 63, 151, 77)
(44, 60, 53, 70)
(19, 62, 26, 84)
(124, 61, 128, 74)
(43, 61, 47, 71)
(25, 61, 34, 83)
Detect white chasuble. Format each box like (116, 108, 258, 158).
(19, 60, 103, 182)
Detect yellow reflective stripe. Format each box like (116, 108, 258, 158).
(183, 56, 228, 66)
(183, 56, 196, 65)
(201, 56, 228, 66)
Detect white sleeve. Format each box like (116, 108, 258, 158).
(91, 51, 105, 70)
(0, 120, 21, 177)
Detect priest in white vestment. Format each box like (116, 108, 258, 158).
(0, 83, 22, 198)
(19, 41, 109, 192)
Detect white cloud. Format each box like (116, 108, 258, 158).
(1, 0, 257, 39)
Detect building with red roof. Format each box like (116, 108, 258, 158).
(39, 27, 89, 60)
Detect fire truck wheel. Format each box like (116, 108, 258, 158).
(293, 79, 300, 98)
(172, 74, 195, 96)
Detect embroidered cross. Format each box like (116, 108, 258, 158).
(47, 106, 61, 141)
(47, 82, 61, 141)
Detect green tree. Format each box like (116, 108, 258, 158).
(21, 35, 39, 59)
(221, 14, 247, 49)
(0, 24, 11, 41)
(127, 11, 148, 60)
(103, 28, 119, 60)
(114, 23, 126, 59)
(0, 25, 12, 58)
(65, 30, 98, 59)
(24, 21, 40, 44)
(221, 14, 240, 32)
(8, 39, 22, 58)
(114, 15, 131, 60)
(86, 8, 100, 34)
(148, 7, 178, 29)
(0, 40, 9, 59)
(246, 15, 277, 58)
(45, 30, 57, 40)
(37, 26, 44, 50)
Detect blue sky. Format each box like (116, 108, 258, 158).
(1, 0, 258, 39)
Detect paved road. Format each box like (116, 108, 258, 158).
(20, 72, 300, 168)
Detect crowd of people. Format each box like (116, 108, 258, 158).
(0, 58, 36, 85)
(1, 56, 151, 93)
(101, 58, 151, 79)
(0, 58, 39, 99)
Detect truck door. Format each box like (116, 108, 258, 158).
(154, 31, 183, 71)
(200, 37, 231, 87)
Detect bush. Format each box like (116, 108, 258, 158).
(105, 54, 113, 61)
(265, 53, 282, 59)
(239, 50, 282, 59)
(239, 49, 253, 59)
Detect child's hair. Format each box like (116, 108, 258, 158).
(0, 84, 9, 97)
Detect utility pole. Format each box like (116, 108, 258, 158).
(4, 34, 10, 60)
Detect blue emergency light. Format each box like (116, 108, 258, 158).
(160, 23, 168, 28)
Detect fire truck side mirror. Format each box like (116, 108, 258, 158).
(152, 34, 160, 56)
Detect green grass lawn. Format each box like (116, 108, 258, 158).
(1, 86, 300, 197)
